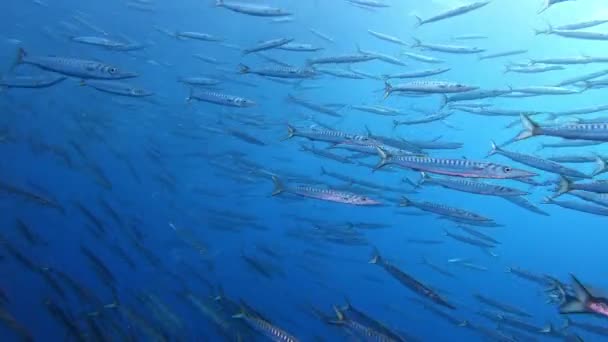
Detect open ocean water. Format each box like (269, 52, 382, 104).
(1, 0, 608, 341)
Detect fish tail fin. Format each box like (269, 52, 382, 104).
(439, 94, 448, 109)
(11, 47, 26, 71)
(186, 88, 194, 103)
(515, 114, 539, 141)
(592, 154, 608, 176)
(383, 81, 392, 100)
(458, 320, 468, 327)
(368, 248, 382, 264)
(215, 0, 224, 6)
(560, 274, 593, 314)
(399, 196, 411, 207)
(374, 146, 391, 170)
(238, 64, 250, 74)
(411, 37, 421, 48)
(281, 124, 296, 141)
(487, 140, 499, 157)
(418, 172, 429, 186)
(320, 166, 326, 176)
(562, 318, 571, 330)
(79, 79, 87, 87)
(392, 120, 400, 130)
(537, 1, 550, 14)
(413, 16, 422, 28)
(327, 305, 345, 324)
(271, 176, 285, 196)
(540, 324, 554, 334)
(554, 176, 572, 198)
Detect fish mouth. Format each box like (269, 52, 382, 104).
(116, 72, 139, 79)
(515, 170, 539, 178)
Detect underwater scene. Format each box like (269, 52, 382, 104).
(2, 0, 608, 341)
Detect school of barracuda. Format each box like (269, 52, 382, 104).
(2, 0, 608, 341)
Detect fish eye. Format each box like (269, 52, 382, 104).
(503, 167, 512, 172)
(109, 67, 116, 74)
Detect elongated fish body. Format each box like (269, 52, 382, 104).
(351, 105, 402, 116)
(412, 39, 485, 54)
(309, 28, 334, 43)
(548, 29, 608, 41)
(415, 1, 490, 26)
(367, 30, 406, 46)
(401, 197, 490, 221)
(316, 68, 364, 79)
(16, 49, 137, 79)
(243, 37, 293, 54)
(538, 0, 576, 14)
(503, 196, 549, 216)
(307, 54, 377, 65)
(271, 176, 380, 206)
(570, 190, 608, 207)
(551, 19, 608, 31)
(548, 155, 597, 163)
(176, 31, 222, 42)
(178, 77, 221, 86)
(530, 56, 593, 65)
(277, 43, 323, 52)
(82, 80, 153, 97)
(512, 86, 580, 95)
(555, 70, 608, 87)
(187, 90, 255, 107)
(357, 48, 406, 66)
(445, 88, 511, 102)
(369, 252, 455, 309)
(560, 275, 608, 318)
(489, 141, 588, 178)
(474, 294, 531, 317)
(544, 197, 608, 216)
(287, 95, 342, 117)
(331, 140, 419, 156)
(516, 114, 608, 142)
(402, 52, 444, 64)
(234, 312, 299, 342)
(376, 147, 536, 179)
(458, 226, 500, 244)
(478, 49, 528, 60)
(384, 67, 450, 79)
(283, 125, 355, 143)
(335, 304, 406, 342)
(393, 112, 451, 126)
(506, 64, 564, 73)
(347, 0, 390, 8)
(216, 0, 292, 17)
(385, 81, 477, 97)
(445, 230, 496, 248)
(239, 64, 316, 79)
(0, 75, 66, 88)
(70, 36, 127, 48)
(419, 172, 527, 196)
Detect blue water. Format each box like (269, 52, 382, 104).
(1, 0, 608, 341)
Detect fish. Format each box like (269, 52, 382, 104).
(375, 147, 537, 179)
(401, 52, 444, 64)
(478, 49, 528, 60)
(187, 89, 255, 107)
(369, 250, 455, 309)
(514, 114, 608, 142)
(81, 80, 153, 97)
(14, 48, 137, 79)
(412, 38, 485, 54)
(271, 176, 381, 206)
(502, 196, 549, 216)
(560, 274, 608, 318)
(505, 64, 564, 73)
(287, 94, 343, 117)
(0, 74, 66, 89)
(243, 37, 293, 54)
(384, 80, 478, 98)
(329, 305, 407, 342)
(233, 303, 299, 342)
(308, 28, 334, 43)
(541, 28, 608, 41)
(307, 54, 377, 65)
(418, 172, 528, 196)
(367, 30, 407, 46)
(175, 31, 222, 41)
(444, 230, 496, 249)
(277, 43, 324, 52)
(216, 0, 292, 17)
(414, 1, 491, 26)
(510, 86, 581, 95)
(555, 176, 608, 196)
(178, 76, 221, 86)
(239, 64, 316, 78)
(538, 0, 576, 14)
(347, 0, 390, 8)
(400, 197, 491, 222)
(543, 196, 608, 216)
(488, 141, 588, 178)
(393, 112, 452, 126)
(474, 294, 532, 318)
(383, 67, 451, 80)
